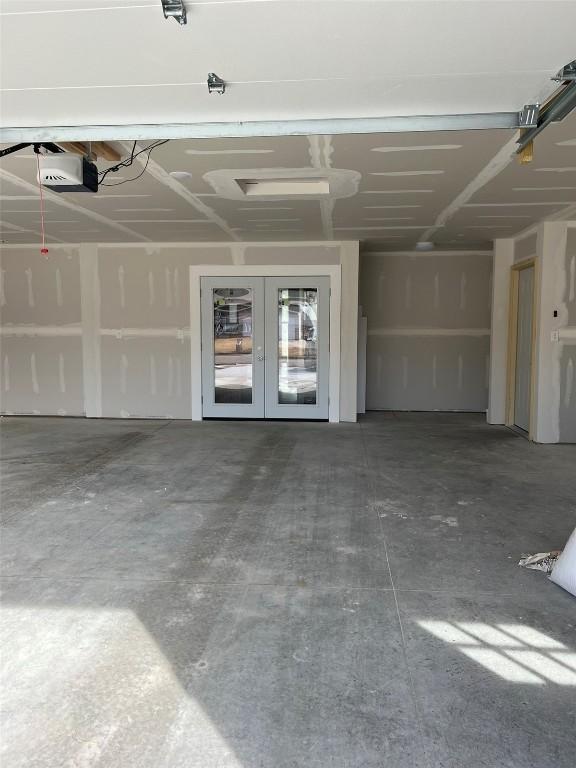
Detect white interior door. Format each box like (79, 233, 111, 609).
(264, 276, 330, 419)
(201, 275, 330, 419)
(201, 277, 265, 418)
(514, 266, 534, 432)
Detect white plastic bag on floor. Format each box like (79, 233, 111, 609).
(550, 528, 576, 597)
(518, 552, 560, 573)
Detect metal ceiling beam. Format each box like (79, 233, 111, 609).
(0, 112, 520, 143)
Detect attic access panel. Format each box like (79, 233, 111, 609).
(236, 178, 330, 197)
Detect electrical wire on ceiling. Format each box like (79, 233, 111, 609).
(98, 140, 169, 186)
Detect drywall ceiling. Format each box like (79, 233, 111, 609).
(0, 0, 575, 129)
(1, 112, 575, 249)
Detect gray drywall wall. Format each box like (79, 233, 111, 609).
(96, 243, 345, 419)
(97, 246, 199, 418)
(559, 228, 576, 442)
(0, 247, 84, 415)
(99, 248, 193, 330)
(0, 247, 81, 326)
(243, 244, 341, 265)
(1, 242, 358, 420)
(0, 336, 84, 416)
(100, 336, 190, 419)
(514, 233, 537, 263)
(565, 228, 576, 326)
(366, 334, 489, 411)
(559, 348, 576, 442)
(360, 251, 492, 411)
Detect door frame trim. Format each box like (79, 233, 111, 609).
(505, 257, 538, 439)
(190, 264, 341, 422)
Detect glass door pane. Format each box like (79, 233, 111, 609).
(201, 277, 265, 418)
(265, 276, 329, 420)
(278, 288, 318, 404)
(213, 287, 253, 404)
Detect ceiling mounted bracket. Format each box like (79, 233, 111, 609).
(518, 104, 540, 128)
(552, 59, 576, 82)
(161, 0, 187, 25)
(207, 73, 226, 95)
(516, 79, 576, 155)
(0, 142, 63, 159)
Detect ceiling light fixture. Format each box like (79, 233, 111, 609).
(161, 0, 187, 25)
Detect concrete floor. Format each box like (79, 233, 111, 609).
(1, 413, 575, 768)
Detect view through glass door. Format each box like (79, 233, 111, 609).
(201, 276, 329, 419)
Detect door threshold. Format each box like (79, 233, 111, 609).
(202, 417, 329, 422)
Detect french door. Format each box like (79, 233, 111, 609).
(201, 276, 330, 419)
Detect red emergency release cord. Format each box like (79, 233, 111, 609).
(36, 152, 49, 256)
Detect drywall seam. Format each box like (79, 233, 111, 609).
(120, 142, 239, 242)
(0, 325, 81, 337)
(0, 244, 84, 250)
(2, 354, 9, 394)
(487, 238, 513, 424)
(58, 353, 66, 393)
(357, 314, 367, 413)
(0, 268, 6, 307)
(329, 264, 342, 423)
(30, 353, 39, 394)
(320, 200, 335, 240)
(1, 240, 352, 251)
(231, 244, 246, 265)
(364, 249, 492, 258)
(0, 168, 150, 242)
(419, 134, 519, 244)
(308, 135, 336, 239)
(339, 241, 359, 422)
(565, 357, 574, 408)
(55, 268, 63, 306)
(80, 243, 102, 417)
(189, 268, 202, 421)
(100, 328, 190, 338)
(548, 203, 576, 223)
(511, 223, 539, 244)
(0, 218, 65, 244)
(24, 267, 34, 306)
(368, 328, 490, 337)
